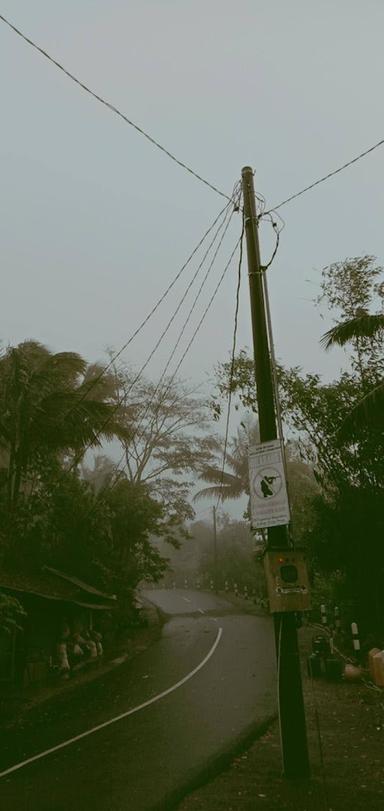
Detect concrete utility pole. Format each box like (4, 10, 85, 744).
(212, 505, 218, 593)
(241, 166, 310, 779)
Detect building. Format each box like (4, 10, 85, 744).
(0, 566, 116, 686)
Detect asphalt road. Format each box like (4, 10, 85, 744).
(0, 589, 276, 811)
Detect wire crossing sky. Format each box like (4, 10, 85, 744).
(1, 1, 384, 394)
(0, 12, 232, 202)
(266, 136, 384, 214)
(1, 11, 383, 220)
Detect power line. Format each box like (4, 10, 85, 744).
(69, 202, 238, 473)
(265, 136, 384, 213)
(132, 194, 240, 443)
(0, 13, 231, 202)
(158, 233, 243, 401)
(107, 205, 235, 470)
(82, 228, 244, 511)
(216, 211, 245, 510)
(54, 198, 233, 433)
(261, 221, 280, 272)
(118, 208, 233, 385)
(102, 230, 244, 488)
(156, 183, 242, 390)
(42, 200, 234, 477)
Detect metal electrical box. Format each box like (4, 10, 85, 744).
(264, 549, 311, 613)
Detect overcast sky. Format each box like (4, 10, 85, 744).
(1, 2, 383, 424)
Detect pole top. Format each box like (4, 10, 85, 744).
(242, 166, 254, 176)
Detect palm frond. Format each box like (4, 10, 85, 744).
(81, 364, 118, 400)
(35, 352, 87, 387)
(338, 380, 384, 439)
(193, 485, 241, 503)
(31, 393, 131, 450)
(197, 465, 243, 487)
(321, 312, 384, 350)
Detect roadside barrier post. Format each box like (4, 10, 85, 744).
(320, 604, 327, 626)
(334, 605, 341, 632)
(351, 622, 361, 662)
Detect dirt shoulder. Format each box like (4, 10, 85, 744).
(178, 625, 384, 811)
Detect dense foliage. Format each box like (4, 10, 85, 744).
(212, 256, 384, 638)
(0, 342, 216, 627)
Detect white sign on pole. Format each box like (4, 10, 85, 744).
(248, 440, 290, 529)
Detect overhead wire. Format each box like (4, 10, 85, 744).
(107, 228, 244, 487)
(262, 224, 280, 272)
(46, 197, 232, 447)
(265, 136, 384, 213)
(106, 203, 236, 481)
(212, 202, 281, 512)
(3, 17, 384, 229)
(131, 183, 242, 446)
(215, 208, 245, 510)
(68, 201, 236, 473)
(0, 13, 232, 202)
(155, 233, 243, 407)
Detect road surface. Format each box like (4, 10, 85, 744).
(0, 589, 276, 810)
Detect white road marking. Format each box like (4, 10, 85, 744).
(182, 597, 191, 603)
(198, 608, 205, 614)
(0, 627, 223, 780)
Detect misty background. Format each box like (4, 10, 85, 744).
(1, 1, 383, 519)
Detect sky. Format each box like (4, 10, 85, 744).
(1, 1, 384, 511)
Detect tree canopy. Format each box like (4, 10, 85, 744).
(211, 256, 384, 637)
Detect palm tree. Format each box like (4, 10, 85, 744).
(193, 428, 317, 544)
(321, 311, 384, 436)
(193, 427, 252, 504)
(193, 448, 248, 504)
(0, 341, 130, 511)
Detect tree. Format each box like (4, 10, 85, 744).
(186, 515, 266, 598)
(194, 421, 317, 546)
(318, 255, 384, 437)
(0, 341, 130, 514)
(211, 256, 384, 636)
(102, 479, 168, 585)
(1, 460, 170, 597)
(107, 365, 219, 532)
(193, 428, 250, 504)
(322, 311, 384, 436)
(0, 342, 187, 626)
(110, 370, 216, 484)
(0, 592, 25, 634)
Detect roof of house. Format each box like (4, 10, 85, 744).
(0, 566, 116, 610)
(42, 567, 116, 601)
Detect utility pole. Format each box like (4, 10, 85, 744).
(212, 505, 218, 594)
(241, 166, 310, 779)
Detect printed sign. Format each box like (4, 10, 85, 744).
(248, 440, 290, 529)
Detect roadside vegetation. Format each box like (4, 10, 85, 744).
(211, 256, 384, 646)
(2, 255, 384, 650)
(0, 342, 218, 631)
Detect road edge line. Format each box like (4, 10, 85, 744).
(0, 628, 223, 780)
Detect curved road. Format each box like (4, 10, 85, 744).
(0, 589, 276, 810)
